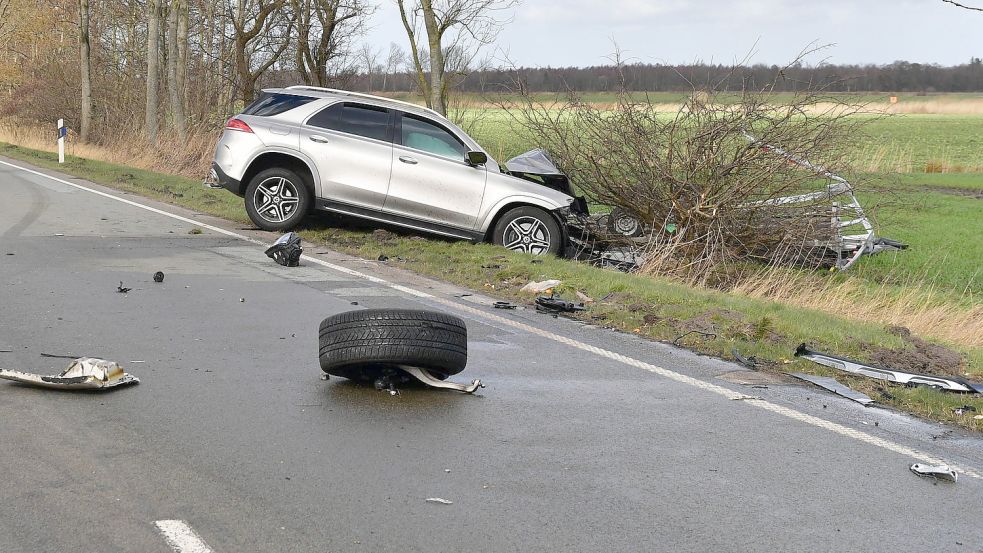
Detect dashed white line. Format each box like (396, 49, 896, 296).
(2, 157, 978, 480)
(154, 520, 214, 553)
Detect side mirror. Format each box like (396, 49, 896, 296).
(466, 150, 488, 166)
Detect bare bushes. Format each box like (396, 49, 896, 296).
(502, 59, 875, 284)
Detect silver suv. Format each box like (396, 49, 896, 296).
(207, 86, 584, 255)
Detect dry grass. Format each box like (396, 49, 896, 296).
(732, 267, 983, 348)
(0, 119, 214, 179)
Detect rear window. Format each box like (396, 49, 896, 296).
(308, 103, 392, 142)
(242, 93, 316, 117)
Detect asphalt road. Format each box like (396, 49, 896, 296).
(0, 156, 981, 553)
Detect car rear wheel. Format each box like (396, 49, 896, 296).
(244, 168, 311, 231)
(492, 206, 562, 255)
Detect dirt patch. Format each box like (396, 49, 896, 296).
(917, 185, 983, 199)
(866, 325, 967, 376)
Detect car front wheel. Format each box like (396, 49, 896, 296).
(244, 168, 311, 231)
(492, 206, 562, 255)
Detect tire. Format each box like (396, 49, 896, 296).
(607, 207, 644, 237)
(244, 168, 311, 231)
(492, 206, 562, 255)
(319, 309, 468, 381)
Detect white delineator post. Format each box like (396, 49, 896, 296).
(57, 119, 66, 163)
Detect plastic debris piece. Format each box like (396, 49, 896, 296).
(791, 373, 874, 406)
(117, 281, 131, 293)
(378, 254, 389, 262)
(520, 279, 562, 293)
(265, 232, 303, 267)
(153, 271, 165, 283)
(910, 463, 958, 482)
(425, 497, 453, 505)
(953, 405, 977, 415)
(732, 348, 757, 369)
(535, 296, 586, 314)
(575, 291, 594, 303)
(0, 357, 139, 390)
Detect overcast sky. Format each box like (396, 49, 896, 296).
(363, 0, 982, 68)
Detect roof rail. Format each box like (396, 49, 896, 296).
(284, 86, 444, 118)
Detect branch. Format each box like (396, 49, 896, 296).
(942, 0, 983, 11)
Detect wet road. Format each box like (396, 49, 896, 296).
(0, 156, 981, 552)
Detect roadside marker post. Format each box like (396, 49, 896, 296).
(57, 119, 66, 163)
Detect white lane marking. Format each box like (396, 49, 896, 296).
(3, 157, 979, 480)
(155, 520, 214, 553)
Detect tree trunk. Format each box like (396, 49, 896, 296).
(166, 0, 186, 139)
(79, 0, 92, 141)
(146, 0, 160, 142)
(420, 0, 446, 116)
(396, 0, 431, 106)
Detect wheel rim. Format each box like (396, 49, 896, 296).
(252, 176, 300, 224)
(613, 214, 640, 236)
(502, 216, 552, 255)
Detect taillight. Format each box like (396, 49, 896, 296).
(225, 118, 253, 133)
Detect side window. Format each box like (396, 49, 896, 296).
(308, 103, 391, 142)
(399, 114, 466, 161)
(242, 93, 316, 116)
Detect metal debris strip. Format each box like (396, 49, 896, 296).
(910, 463, 958, 483)
(791, 372, 875, 406)
(493, 301, 517, 310)
(265, 232, 303, 267)
(0, 357, 139, 390)
(399, 365, 484, 394)
(425, 497, 454, 505)
(795, 344, 983, 393)
(117, 281, 131, 293)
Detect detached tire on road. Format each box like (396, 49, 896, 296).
(319, 309, 468, 381)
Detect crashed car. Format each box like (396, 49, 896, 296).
(206, 86, 587, 256)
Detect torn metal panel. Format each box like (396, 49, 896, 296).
(791, 372, 874, 406)
(399, 365, 484, 394)
(743, 133, 907, 270)
(910, 463, 958, 482)
(795, 344, 983, 393)
(0, 358, 139, 390)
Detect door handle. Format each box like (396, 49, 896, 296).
(309, 135, 329, 143)
(398, 156, 418, 165)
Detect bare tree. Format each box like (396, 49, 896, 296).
(382, 42, 405, 92)
(146, 0, 161, 141)
(942, 0, 983, 11)
(166, 0, 187, 139)
(395, 0, 518, 115)
(359, 43, 379, 91)
(79, 0, 92, 141)
(231, 0, 294, 103)
(291, 0, 372, 88)
(501, 50, 875, 284)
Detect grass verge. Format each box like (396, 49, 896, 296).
(1, 140, 981, 430)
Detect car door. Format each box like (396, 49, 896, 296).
(300, 102, 394, 210)
(384, 112, 487, 230)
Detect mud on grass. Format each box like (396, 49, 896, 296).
(1, 141, 981, 431)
